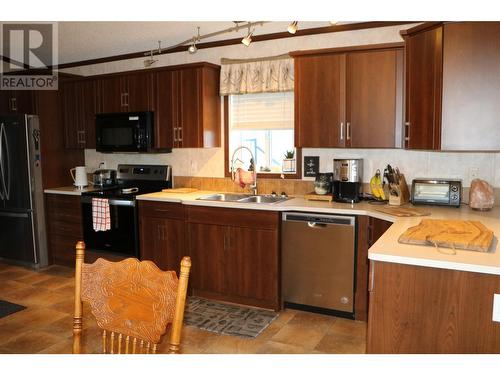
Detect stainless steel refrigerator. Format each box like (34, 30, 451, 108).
(0, 114, 48, 267)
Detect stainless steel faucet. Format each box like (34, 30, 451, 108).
(230, 146, 257, 195)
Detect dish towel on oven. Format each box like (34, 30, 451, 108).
(92, 198, 111, 231)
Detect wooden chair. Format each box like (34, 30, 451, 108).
(72, 241, 191, 354)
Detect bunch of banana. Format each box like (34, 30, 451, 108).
(370, 169, 386, 200)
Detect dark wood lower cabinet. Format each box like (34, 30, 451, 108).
(188, 222, 226, 295)
(186, 206, 280, 310)
(45, 193, 125, 266)
(355, 216, 392, 321)
(45, 194, 83, 267)
(138, 201, 185, 271)
(367, 261, 500, 353)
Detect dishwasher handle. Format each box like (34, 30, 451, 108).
(283, 212, 355, 226)
(307, 221, 327, 228)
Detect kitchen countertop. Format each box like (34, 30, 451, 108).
(138, 190, 500, 276)
(44, 186, 96, 195)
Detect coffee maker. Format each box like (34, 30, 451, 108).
(332, 159, 363, 203)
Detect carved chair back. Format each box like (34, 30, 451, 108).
(72, 241, 191, 354)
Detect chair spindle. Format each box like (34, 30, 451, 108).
(132, 337, 137, 354)
(118, 333, 123, 354)
(110, 331, 115, 354)
(102, 330, 107, 354)
(125, 335, 130, 354)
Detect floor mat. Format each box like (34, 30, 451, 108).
(184, 297, 278, 339)
(0, 300, 26, 319)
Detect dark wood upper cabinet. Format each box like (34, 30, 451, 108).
(124, 72, 154, 112)
(402, 24, 443, 150)
(175, 65, 221, 148)
(403, 21, 500, 151)
(294, 53, 345, 148)
(346, 49, 404, 148)
(153, 69, 176, 149)
(440, 22, 500, 150)
(61, 79, 99, 149)
(292, 43, 404, 149)
(87, 62, 220, 149)
(97, 75, 126, 113)
(0, 90, 36, 115)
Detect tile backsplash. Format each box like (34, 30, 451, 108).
(86, 148, 500, 188)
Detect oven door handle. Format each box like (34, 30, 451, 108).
(81, 196, 136, 207)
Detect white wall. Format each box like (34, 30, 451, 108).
(69, 23, 500, 187)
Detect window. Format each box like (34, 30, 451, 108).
(227, 91, 297, 176)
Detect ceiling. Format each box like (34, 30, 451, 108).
(57, 21, 342, 64)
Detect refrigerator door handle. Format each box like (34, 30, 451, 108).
(1, 123, 10, 200)
(0, 123, 6, 200)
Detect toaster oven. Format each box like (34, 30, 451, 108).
(411, 179, 462, 207)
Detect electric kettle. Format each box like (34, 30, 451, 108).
(70, 166, 88, 189)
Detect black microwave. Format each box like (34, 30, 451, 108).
(96, 111, 156, 153)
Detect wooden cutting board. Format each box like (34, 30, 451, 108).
(161, 188, 198, 194)
(398, 219, 494, 252)
(374, 205, 431, 217)
(304, 192, 333, 202)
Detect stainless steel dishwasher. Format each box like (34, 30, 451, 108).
(282, 212, 356, 317)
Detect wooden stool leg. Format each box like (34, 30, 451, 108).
(72, 241, 85, 354)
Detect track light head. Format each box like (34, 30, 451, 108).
(188, 42, 197, 54)
(143, 50, 158, 68)
(241, 25, 253, 46)
(329, 21, 338, 25)
(287, 21, 298, 34)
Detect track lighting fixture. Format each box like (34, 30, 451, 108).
(144, 22, 267, 57)
(241, 25, 253, 46)
(143, 41, 161, 67)
(287, 21, 298, 34)
(188, 27, 200, 54)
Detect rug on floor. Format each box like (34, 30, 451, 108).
(0, 300, 26, 319)
(183, 297, 278, 339)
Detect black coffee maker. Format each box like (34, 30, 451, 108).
(332, 159, 363, 203)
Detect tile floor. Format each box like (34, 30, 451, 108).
(0, 262, 367, 354)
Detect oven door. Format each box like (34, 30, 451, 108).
(81, 196, 139, 257)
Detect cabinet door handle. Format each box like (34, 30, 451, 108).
(124, 93, 129, 106)
(346, 122, 351, 140)
(178, 127, 182, 142)
(10, 97, 17, 111)
(368, 261, 375, 292)
(173, 127, 178, 142)
(340, 122, 344, 141)
(404, 122, 410, 142)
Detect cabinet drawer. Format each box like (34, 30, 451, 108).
(48, 219, 83, 237)
(139, 201, 185, 220)
(186, 206, 279, 230)
(45, 194, 82, 222)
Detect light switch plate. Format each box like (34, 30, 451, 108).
(493, 294, 500, 322)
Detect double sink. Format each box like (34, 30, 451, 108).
(197, 193, 290, 204)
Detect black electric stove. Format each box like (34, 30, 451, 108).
(81, 164, 172, 257)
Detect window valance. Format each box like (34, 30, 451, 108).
(220, 54, 294, 95)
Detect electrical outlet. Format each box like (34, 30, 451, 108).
(493, 294, 500, 323)
(469, 167, 480, 182)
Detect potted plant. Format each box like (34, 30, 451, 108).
(282, 149, 296, 173)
